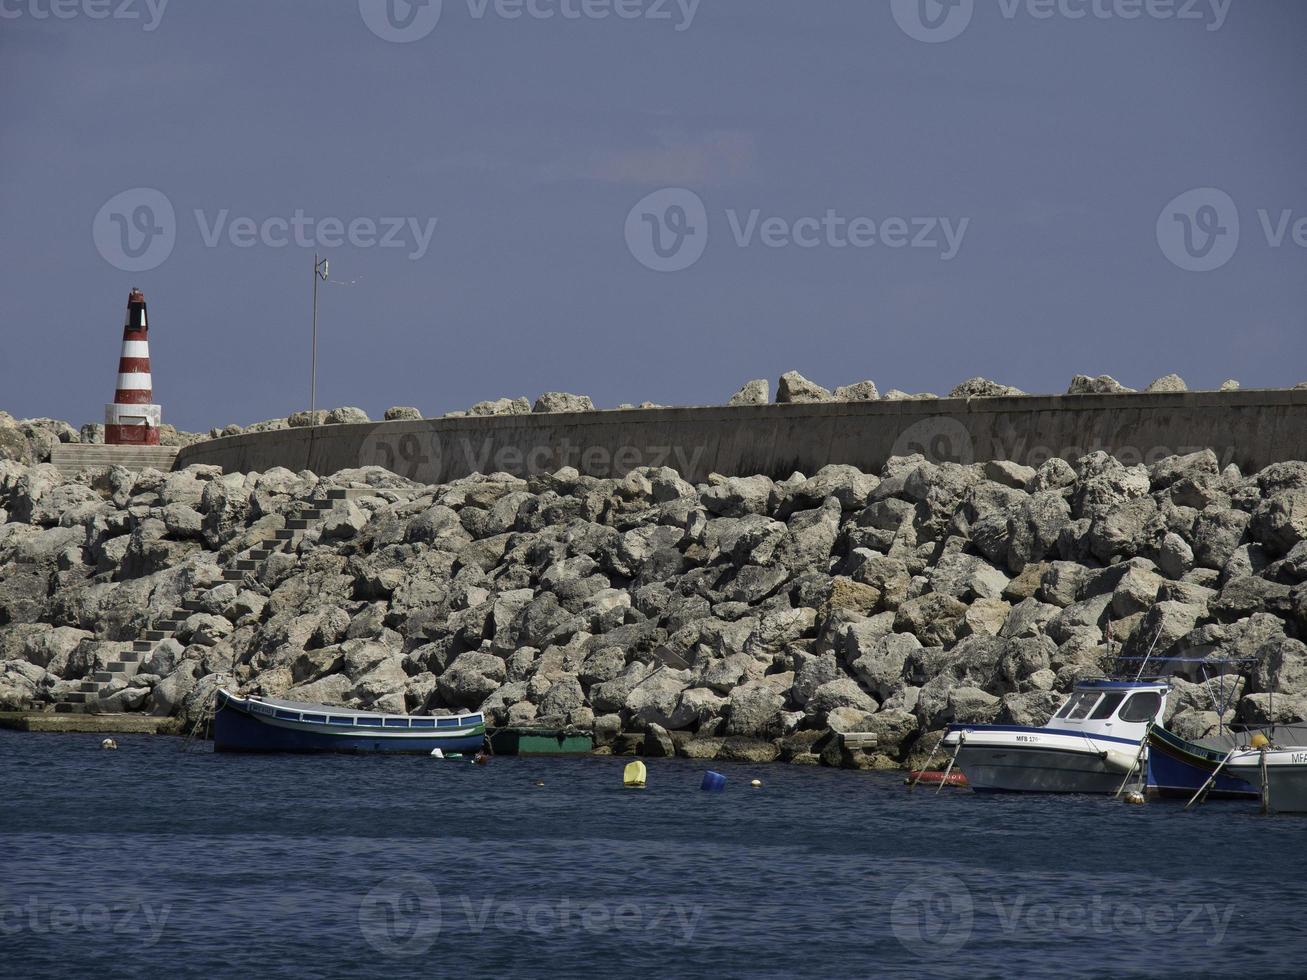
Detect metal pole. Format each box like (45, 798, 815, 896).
(1260, 747, 1270, 815)
(936, 732, 965, 795)
(310, 253, 319, 426)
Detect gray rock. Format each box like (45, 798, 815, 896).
(532, 392, 595, 414)
(806, 677, 878, 724)
(926, 553, 1010, 601)
(325, 406, 370, 425)
(984, 460, 1036, 490)
(894, 593, 968, 646)
(776, 371, 832, 404)
(383, 406, 423, 421)
(728, 380, 769, 406)
(1067, 374, 1135, 395)
(725, 681, 785, 737)
(1145, 373, 1187, 393)
(833, 381, 879, 401)
(470, 397, 532, 417)
(950, 377, 1024, 398)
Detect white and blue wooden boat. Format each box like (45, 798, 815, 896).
(941, 679, 1169, 794)
(1224, 746, 1307, 813)
(213, 690, 486, 754)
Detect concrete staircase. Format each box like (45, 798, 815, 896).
(48, 444, 180, 479)
(53, 487, 377, 714)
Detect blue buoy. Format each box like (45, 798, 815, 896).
(701, 770, 727, 792)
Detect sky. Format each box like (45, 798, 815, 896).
(1, 0, 1304, 433)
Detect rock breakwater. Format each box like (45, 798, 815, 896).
(2, 435, 1306, 767)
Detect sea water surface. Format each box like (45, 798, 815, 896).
(3, 730, 1306, 980)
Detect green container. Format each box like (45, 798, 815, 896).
(489, 727, 594, 756)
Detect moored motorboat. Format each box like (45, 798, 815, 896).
(213, 689, 486, 754)
(941, 679, 1168, 794)
(1223, 746, 1307, 813)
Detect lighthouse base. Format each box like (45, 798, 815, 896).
(105, 403, 162, 446)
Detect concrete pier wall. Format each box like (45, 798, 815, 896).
(174, 389, 1307, 483)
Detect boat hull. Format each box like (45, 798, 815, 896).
(954, 743, 1133, 794)
(213, 693, 485, 755)
(1227, 753, 1307, 813)
(1146, 727, 1258, 800)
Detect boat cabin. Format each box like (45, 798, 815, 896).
(1045, 679, 1169, 739)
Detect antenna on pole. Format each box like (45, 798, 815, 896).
(311, 254, 329, 426)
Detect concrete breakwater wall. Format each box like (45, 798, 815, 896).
(175, 388, 1307, 482)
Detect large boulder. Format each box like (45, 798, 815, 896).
(533, 392, 595, 413)
(776, 371, 832, 404)
(728, 380, 769, 406)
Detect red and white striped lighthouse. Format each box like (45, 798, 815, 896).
(104, 288, 162, 445)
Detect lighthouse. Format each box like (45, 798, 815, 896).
(104, 288, 162, 445)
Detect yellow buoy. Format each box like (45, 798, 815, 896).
(623, 760, 647, 789)
(1251, 732, 1270, 749)
(750, 779, 762, 788)
(1124, 790, 1146, 805)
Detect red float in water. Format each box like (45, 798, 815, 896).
(906, 770, 969, 788)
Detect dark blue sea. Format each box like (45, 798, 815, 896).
(3, 730, 1305, 979)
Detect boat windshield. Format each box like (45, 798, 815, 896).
(1118, 691, 1163, 723)
(1089, 692, 1126, 720)
(1054, 692, 1100, 720)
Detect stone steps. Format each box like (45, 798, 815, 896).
(49, 491, 347, 714)
(47, 444, 179, 479)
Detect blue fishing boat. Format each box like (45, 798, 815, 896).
(213, 690, 486, 754)
(1145, 725, 1258, 799)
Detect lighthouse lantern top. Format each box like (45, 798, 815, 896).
(125, 288, 147, 333)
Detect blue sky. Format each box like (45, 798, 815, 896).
(2, 0, 1304, 432)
